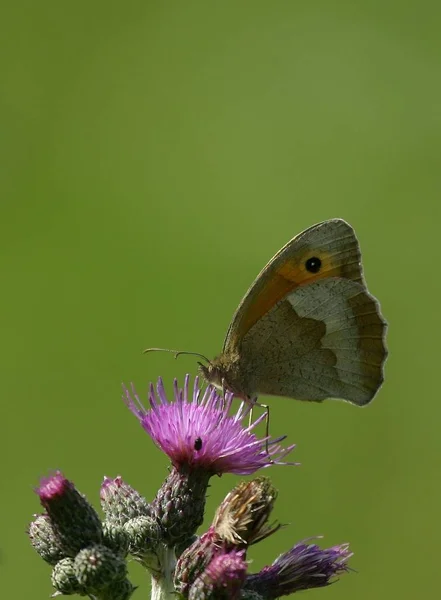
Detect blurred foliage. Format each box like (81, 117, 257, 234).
(1, 2, 440, 599)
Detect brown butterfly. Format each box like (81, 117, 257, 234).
(147, 219, 387, 406)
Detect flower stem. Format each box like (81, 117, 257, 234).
(151, 545, 176, 600)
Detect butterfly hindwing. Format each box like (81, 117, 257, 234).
(237, 277, 386, 405)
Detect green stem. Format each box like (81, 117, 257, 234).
(151, 545, 176, 600)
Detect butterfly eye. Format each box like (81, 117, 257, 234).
(305, 256, 322, 273)
(194, 437, 203, 451)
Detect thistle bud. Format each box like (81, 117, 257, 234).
(28, 514, 65, 565)
(51, 557, 83, 596)
(37, 472, 102, 556)
(74, 544, 127, 594)
(123, 515, 161, 571)
(174, 528, 219, 596)
(102, 522, 130, 557)
(188, 551, 247, 600)
(100, 476, 150, 526)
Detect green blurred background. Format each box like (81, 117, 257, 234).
(1, 1, 440, 598)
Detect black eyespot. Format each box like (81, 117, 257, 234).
(194, 437, 203, 451)
(305, 256, 322, 273)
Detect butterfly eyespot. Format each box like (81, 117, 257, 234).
(305, 256, 322, 273)
(194, 437, 203, 451)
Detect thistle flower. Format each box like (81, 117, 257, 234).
(174, 528, 220, 596)
(123, 516, 161, 572)
(100, 477, 160, 568)
(29, 375, 354, 599)
(74, 544, 127, 593)
(28, 513, 66, 565)
(100, 476, 151, 526)
(123, 375, 295, 476)
(51, 557, 84, 596)
(243, 540, 352, 597)
(213, 478, 280, 546)
(175, 477, 280, 596)
(188, 550, 247, 600)
(36, 471, 102, 556)
(102, 521, 130, 558)
(123, 375, 294, 548)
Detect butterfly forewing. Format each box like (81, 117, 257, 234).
(223, 219, 364, 354)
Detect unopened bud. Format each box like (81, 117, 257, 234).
(37, 472, 102, 555)
(123, 516, 160, 571)
(51, 557, 83, 596)
(74, 544, 127, 593)
(100, 476, 150, 526)
(28, 514, 65, 565)
(174, 528, 219, 596)
(102, 522, 130, 557)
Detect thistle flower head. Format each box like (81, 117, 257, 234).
(74, 544, 127, 593)
(28, 513, 66, 565)
(175, 528, 220, 596)
(36, 471, 102, 556)
(213, 478, 280, 547)
(51, 557, 84, 596)
(123, 375, 295, 475)
(100, 476, 150, 526)
(189, 550, 248, 600)
(244, 540, 352, 597)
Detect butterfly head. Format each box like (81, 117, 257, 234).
(199, 352, 250, 401)
(143, 347, 248, 396)
(198, 360, 223, 389)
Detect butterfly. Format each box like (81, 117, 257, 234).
(147, 219, 387, 406)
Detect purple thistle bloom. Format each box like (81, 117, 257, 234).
(203, 550, 247, 587)
(189, 550, 248, 600)
(123, 375, 295, 475)
(38, 471, 69, 502)
(244, 540, 352, 597)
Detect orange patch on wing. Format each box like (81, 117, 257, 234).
(277, 251, 341, 284)
(236, 251, 343, 340)
(238, 272, 298, 337)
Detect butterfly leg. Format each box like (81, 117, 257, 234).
(253, 399, 271, 458)
(248, 404, 254, 428)
(221, 378, 228, 411)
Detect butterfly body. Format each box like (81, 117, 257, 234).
(201, 219, 387, 406)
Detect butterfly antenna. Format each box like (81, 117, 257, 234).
(143, 347, 211, 364)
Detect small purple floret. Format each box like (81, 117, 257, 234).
(100, 476, 124, 497)
(204, 549, 247, 586)
(123, 375, 296, 475)
(38, 471, 70, 503)
(192, 550, 247, 600)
